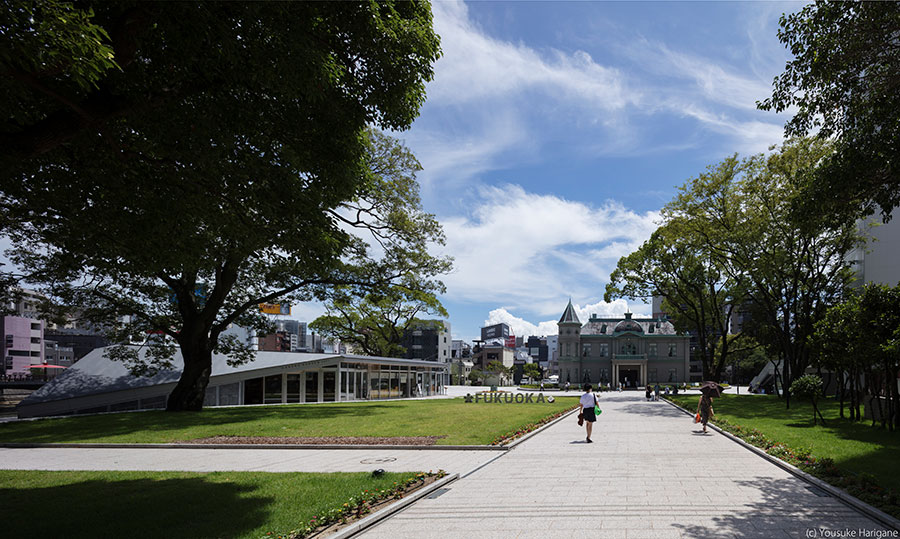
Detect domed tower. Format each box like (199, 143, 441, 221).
(557, 299, 582, 384)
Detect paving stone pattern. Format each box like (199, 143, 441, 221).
(361, 392, 889, 539)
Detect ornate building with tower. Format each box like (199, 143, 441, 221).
(556, 299, 690, 388)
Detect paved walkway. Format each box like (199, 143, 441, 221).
(0, 446, 500, 474)
(361, 392, 889, 539)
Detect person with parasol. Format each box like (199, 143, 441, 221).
(695, 382, 722, 433)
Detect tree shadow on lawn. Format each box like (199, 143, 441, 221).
(0, 474, 273, 539)
(0, 403, 398, 443)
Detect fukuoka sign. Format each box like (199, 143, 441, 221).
(464, 392, 555, 404)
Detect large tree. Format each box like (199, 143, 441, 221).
(310, 287, 448, 358)
(709, 139, 861, 408)
(0, 1, 445, 411)
(811, 284, 900, 429)
(606, 157, 754, 382)
(758, 1, 900, 223)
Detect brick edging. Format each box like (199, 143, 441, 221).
(662, 397, 900, 532)
(331, 472, 459, 539)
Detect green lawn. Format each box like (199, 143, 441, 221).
(668, 394, 900, 491)
(0, 397, 577, 445)
(0, 469, 413, 539)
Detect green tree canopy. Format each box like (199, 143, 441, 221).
(811, 283, 900, 428)
(0, 1, 444, 411)
(523, 362, 542, 383)
(759, 1, 900, 223)
(606, 157, 754, 381)
(310, 286, 448, 358)
(609, 139, 863, 407)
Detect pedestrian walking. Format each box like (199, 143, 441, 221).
(578, 383, 599, 443)
(654, 383, 660, 401)
(696, 394, 715, 433)
(645, 384, 652, 401)
(565, 381, 570, 392)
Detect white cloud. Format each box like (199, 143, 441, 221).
(437, 184, 658, 311)
(408, 0, 791, 189)
(485, 308, 558, 337)
(484, 298, 650, 338)
(429, 2, 632, 112)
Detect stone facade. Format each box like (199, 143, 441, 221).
(556, 300, 690, 388)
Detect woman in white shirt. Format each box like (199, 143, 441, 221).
(579, 383, 599, 443)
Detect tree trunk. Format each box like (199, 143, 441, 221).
(166, 341, 213, 411)
(838, 370, 845, 420)
(783, 359, 791, 409)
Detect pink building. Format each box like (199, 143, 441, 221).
(2, 316, 44, 375)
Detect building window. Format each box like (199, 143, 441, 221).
(582, 343, 591, 357)
(648, 344, 657, 357)
(668, 369, 677, 382)
(599, 343, 608, 357)
(31, 323, 40, 330)
(31, 337, 41, 344)
(599, 368, 609, 384)
(621, 343, 636, 355)
(668, 344, 677, 357)
(649, 368, 658, 382)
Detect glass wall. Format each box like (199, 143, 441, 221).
(286, 374, 301, 403)
(323, 371, 336, 402)
(305, 371, 318, 403)
(244, 377, 263, 405)
(264, 375, 282, 404)
(239, 363, 444, 406)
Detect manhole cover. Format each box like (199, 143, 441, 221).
(360, 457, 397, 464)
(426, 488, 450, 499)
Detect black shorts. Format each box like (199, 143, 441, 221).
(583, 408, 596, 423)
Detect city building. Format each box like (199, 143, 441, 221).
(451, 339, 471, 359)
(850, 213, 900, 287)
(43, 329, 109, 362)
(17, 347, 448, 418)
(258, 330, 293, 352)
(546, 335, 559, 375)
(555, 299, 690, 387)
(401, 320, 451, 362)
(1, 315, 44, 376)
(480, 323, 510, 342)
(44, 340, 75, 367)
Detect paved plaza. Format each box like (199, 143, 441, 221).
(1, 391, 894, 538)
(362, 392, 890, 539)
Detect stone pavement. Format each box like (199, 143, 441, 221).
(0, 446, 500, 474)
(360, 391, 890, 539)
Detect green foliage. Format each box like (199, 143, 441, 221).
(607, 139, 859, 394)
(0, 2, 444, 410)
(759, 1, 900, 222)
(790, 374, 824, 401)
(523, 363, 542, 382)
(467, 368, 484, 385)
(790, 374, 825, 424)
(811, 283, 900, 427)
(0, 470, 418, 539)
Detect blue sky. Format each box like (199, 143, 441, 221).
(359, 0, 804, 342)
(3, 1, 806, 344)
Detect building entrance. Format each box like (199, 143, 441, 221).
(619, 368, 639, 388)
